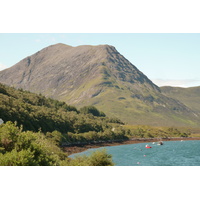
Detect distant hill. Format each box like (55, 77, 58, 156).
(0, 43, 200, 127)
(161, 86, 200, 113)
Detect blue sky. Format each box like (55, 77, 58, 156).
(1, 33, 200, 87)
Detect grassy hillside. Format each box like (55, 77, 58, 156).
(71, 83, 200, 127)
(161, 86, 200, 113)
(0, 83, 124, 135)
(0, 82, 193, 140)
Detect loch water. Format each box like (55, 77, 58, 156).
(69, 140, 200, 166)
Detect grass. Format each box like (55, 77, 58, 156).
(161, 86, 200, 112)
(31, 66, 200, 128)
(123, 124, 196, 138)
(64, 83, 200, 128)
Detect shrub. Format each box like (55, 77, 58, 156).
(80, 106, 106, 117)
(62, 149, 114, 166)
(0, 122, 66, 166)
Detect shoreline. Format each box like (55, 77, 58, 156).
(63, 137, 200, 156)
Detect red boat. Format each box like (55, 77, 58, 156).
(145, 145, 152, 148)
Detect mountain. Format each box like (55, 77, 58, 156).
(0, 43, 199, 127)
(0, 43, 159, 99)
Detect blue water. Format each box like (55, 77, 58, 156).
(69, 140, 200, 166)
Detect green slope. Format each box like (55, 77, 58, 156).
(161, 86, 200, 113)
(0, 83, 123, 134)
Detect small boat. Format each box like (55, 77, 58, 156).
(145, 144, 152, 148)
(157, 141, 164, 145)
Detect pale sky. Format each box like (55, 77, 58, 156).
(1, 33, 200, 88)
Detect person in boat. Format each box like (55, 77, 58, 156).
(158, 141, 163, 145)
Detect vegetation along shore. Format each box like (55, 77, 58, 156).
(1, 83, 200, 165)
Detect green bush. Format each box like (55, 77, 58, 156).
(0, 149, 35, 166)
(0, 122, 66, 166)
(62, 149, 114, 166)
(80, 106, 106, 117)
(0, 121, 115, 166)
(87, 149, 114, 166)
